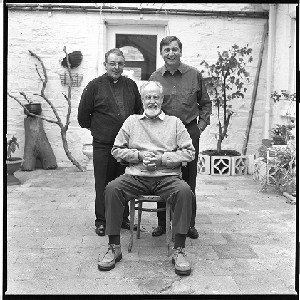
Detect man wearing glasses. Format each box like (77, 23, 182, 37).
(78, 48, 143, 236)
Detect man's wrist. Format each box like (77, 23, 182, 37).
(198, 121, 207, 132)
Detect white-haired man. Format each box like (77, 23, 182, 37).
(98, 81, 195, 276)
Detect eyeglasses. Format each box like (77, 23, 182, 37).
(144, 95, 160, 100)
(107, 62, 125, 67)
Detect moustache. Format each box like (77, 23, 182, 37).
(147, 103, 158, 108)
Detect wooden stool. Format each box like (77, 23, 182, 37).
(128, 195, 174, 256)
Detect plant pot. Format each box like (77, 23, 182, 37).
(6, 158, 24, 185)
(24, 103, 42, 116)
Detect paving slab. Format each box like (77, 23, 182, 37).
(5, 167, 297, 296)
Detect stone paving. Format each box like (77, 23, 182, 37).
(5, 167, 297, 295)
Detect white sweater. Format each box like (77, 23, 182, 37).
(111, 112, 195, 177)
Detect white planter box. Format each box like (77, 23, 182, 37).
(231, 155, 248, 176)
(197, 154, 210, 174)
(210, 156, 232, 176)
(198, 153, 250, 176)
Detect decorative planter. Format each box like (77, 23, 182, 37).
(211, 155, 232, 175)
(24, 103, 42, 116)
(197, 154, 211, 174)
(198, 150, 248, 176)
(7, 158, 24, 186)
(231, 155, 248, 176)
(82, 144, 93, 171)
(253, 145, 294, 186)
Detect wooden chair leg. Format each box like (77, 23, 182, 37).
(137, 200, 143, 239)
(166, 201, 171, 256)
(128, 199, 135, 253)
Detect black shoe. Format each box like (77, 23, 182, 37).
(187, 227, 199, 239)
(95, 224, 105, 236)
(121, 219, 137, 231)
(152, 225, 166, 237)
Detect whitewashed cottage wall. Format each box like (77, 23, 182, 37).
(6, 3, 295, 167)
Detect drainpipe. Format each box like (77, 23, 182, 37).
(264, 4, 276, 138)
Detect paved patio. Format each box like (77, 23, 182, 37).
(5, 167, 297, 295)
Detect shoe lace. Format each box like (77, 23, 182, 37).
(104, 243, 115, 255)
(173, 247, 186, 257)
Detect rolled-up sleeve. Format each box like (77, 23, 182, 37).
(111, 116, 140, 164)
(161, 119, 195, 167)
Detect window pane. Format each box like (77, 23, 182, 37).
(120, 46, 144, 61)
(116, 34, 157, 80)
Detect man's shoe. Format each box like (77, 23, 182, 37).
(187, 226, 199, 239)
(121, 219, 137, 231)
(172, 247, 191, 276)
(95, 224, 105, 236)
(152, 225, 166, 237)
(98, 244, 122, 271)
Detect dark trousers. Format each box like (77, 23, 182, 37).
(157, 120, 200, 228)
(104, 174, 192, 236)
(93, 145, 129, 227)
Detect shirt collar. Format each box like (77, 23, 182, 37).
(161, 62, 189, 75)
(105, 73, 122, 83)
(139, 110, 165, 120)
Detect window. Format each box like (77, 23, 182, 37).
(116, 34, 157, 80)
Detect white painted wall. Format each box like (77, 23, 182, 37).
(6, 3, 295, 167)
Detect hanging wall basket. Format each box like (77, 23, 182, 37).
(61, 51, 83, 68)
(60, 72, 83, 87)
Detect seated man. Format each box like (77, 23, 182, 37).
(98, 81, 195, 276)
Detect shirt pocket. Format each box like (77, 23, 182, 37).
(181, 87, 198, 106)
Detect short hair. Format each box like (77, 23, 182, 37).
(140, 81, 163, 97)
(105, 48, 125, 62)
(160, 36, 182, 52)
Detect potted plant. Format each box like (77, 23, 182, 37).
(198, 44, 253, 175)
(6, 136, 24, 185)
(271, 90, 296, 119)
(253, 140, 296, 202)
(20, 92, 42, 116)
(271, 123, 295, 146)
(253, 123, 296, 197)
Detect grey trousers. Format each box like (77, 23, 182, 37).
(104, 174, 193, 236)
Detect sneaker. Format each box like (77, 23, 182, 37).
(172, 247, 191, 276)
(98, 244, 122, 271)
(187, 226, 199, 239)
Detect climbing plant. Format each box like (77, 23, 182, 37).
(200, 44, 253, 152)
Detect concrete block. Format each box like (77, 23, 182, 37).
(211, 156, 232, 176)
(197, 154, 210, 174)
(231, 155, 248, 175)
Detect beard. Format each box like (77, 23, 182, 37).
(144, 105, 161, 119)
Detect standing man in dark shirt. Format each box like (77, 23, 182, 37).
(78, 48, 143, 236)
(150, 36, 212, 239)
